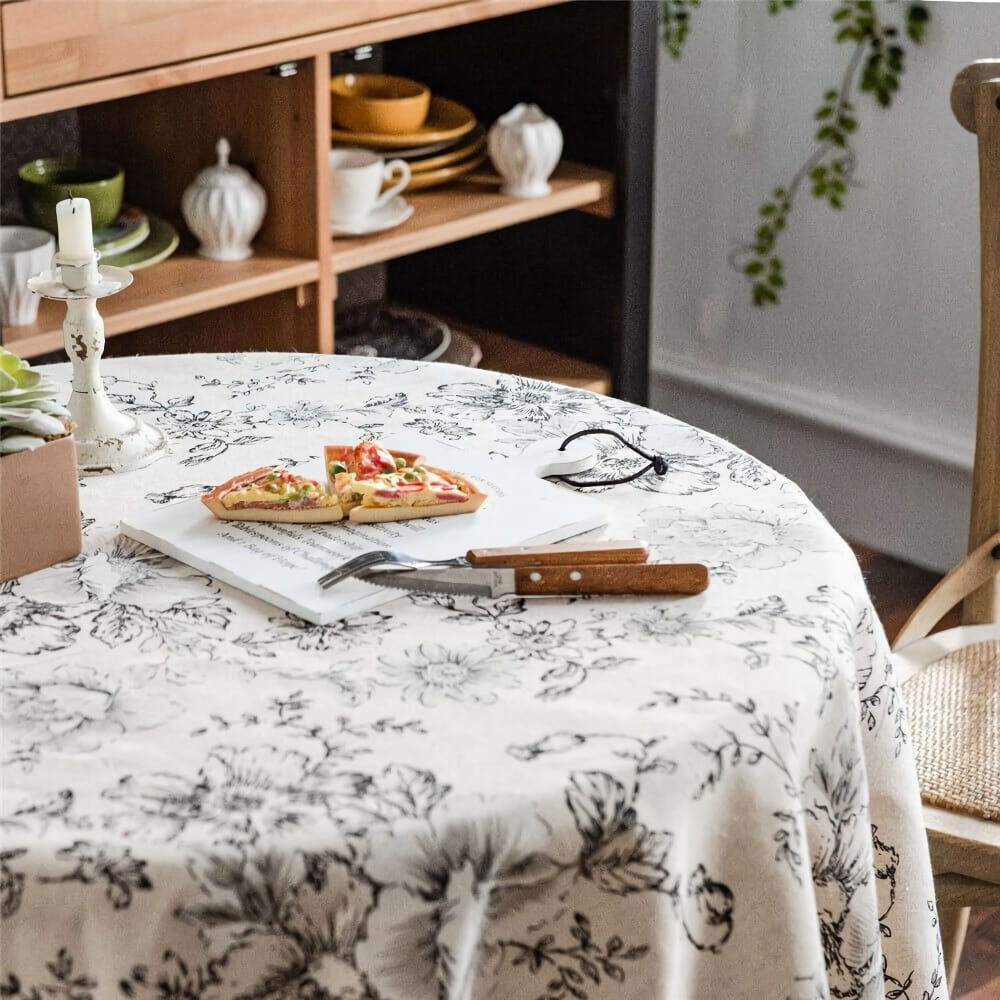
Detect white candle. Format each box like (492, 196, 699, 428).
(55, 197, 94, 259)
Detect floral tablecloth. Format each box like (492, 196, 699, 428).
(1, 353, 945, 1000)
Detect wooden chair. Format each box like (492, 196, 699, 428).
(889, 60, 1000, 989)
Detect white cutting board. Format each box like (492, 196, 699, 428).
(119, 436, 607, 624)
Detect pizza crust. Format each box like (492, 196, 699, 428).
(202, 503, 346, 524)
(202, 466, 345, 523)
(325, 445, 488, 523)
(347, 466, 488, 522)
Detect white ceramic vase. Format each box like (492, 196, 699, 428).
(0, 226, 55, 325)
(487, 103, 563, 199)
(181, 138, 267, 261)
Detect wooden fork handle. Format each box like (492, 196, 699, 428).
(467, 541, 649, 566)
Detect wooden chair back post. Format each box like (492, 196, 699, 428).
(952, 61, 1000, 624)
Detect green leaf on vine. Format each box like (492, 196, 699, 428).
(662, 0, 929, 304)
(660, 0, 701, 61)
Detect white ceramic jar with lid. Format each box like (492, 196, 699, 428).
(181, 138, 267, 261)
(487, 104, 563, 199)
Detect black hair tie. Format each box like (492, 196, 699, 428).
(551, 428, 669, 488)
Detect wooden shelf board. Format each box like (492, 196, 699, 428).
(331, 162, 612, 274)
(0, 0, 567, 122)
(453, 322, 612, 396)
(2, 249, 319, 358)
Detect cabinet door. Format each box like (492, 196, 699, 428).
(1, 0, 457, 96)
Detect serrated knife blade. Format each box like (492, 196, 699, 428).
(357, 563, 709, 597)
(360, 566, 508, 597)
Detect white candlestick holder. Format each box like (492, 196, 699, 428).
(27, 251, 167, 476)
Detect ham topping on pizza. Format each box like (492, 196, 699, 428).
(326, 442, 472, 510)
(221, 468, 339, 510)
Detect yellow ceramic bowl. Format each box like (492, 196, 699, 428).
(330, 73, 431, 135)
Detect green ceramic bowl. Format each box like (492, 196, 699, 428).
(17, 157, 125, 234)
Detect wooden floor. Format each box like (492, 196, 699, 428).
(852, 546, 999, 999)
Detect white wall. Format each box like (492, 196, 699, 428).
(649, 0, 993, 571)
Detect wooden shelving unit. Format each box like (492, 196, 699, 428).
(0, 0, 656, 401)
(331, 162, 611, 274)
(2, 250, 318, 359)
(464, 324, 611, 395)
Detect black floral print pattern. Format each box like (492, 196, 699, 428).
(0, 354, 944, 998)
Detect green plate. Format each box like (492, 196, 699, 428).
(112, 214, 179, 271)
(94, 205, 150, 257)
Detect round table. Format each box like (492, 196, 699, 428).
(0, 353, 944, 999)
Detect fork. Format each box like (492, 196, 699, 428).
(318, 540, 649, 590)
(318, 551, 469, 589)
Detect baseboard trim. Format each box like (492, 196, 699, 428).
(651, 354, 973, 473)
(650, 361, 971, 573)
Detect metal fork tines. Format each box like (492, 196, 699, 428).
(318, 551, 469, 589)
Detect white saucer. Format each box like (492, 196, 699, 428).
(332, 197, 414, 238)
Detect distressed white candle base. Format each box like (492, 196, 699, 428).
(72, 408, 168, 476)
(27, 259, 168, 476)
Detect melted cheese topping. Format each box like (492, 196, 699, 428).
(222, 470, 336, 509)
(334, 467, 467, 509)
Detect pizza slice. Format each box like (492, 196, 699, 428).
(202, 466, 344, 523)
(325, 441, 487, 522)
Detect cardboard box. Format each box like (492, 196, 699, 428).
(1, 435, 83, 581)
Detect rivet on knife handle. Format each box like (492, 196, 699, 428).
(513, 563, 709, 595)
(466, 541, 649, 566)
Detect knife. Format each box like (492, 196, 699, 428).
(357, 562, 709, 597)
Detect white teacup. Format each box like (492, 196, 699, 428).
(0, 226, 55, 327)
(329, 147, 411, 227)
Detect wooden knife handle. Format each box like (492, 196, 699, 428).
(513, 563, 709, 595)
(466, 541, 649, 566)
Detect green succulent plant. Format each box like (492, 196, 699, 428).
(0, 347, 72, 455)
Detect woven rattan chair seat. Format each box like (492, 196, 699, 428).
(903, 639, 999, 821)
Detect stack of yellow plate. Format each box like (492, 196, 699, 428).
(331, 95, 487, 191)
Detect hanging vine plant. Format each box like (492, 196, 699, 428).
(661, 0, 931, 306)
